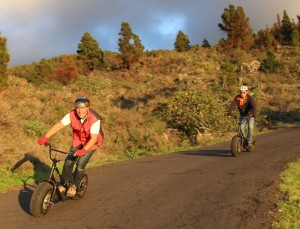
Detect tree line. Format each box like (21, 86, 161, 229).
(1, 4, 299, 86)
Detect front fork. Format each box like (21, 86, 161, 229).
(238, 127, 247, 149)
(39, 163, 66, 203)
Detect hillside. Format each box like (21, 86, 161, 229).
(1, 47, 300, 181)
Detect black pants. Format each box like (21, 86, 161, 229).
(61, 145, 95, 187)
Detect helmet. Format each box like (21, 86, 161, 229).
(239, 85, 248, 91)
(74, 96, 90, 108)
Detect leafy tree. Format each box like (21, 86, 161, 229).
(259, 50, 284, 73)
(0, 33, 10, 85)
(202, 38, 211, 48)
(33, 58, 53, 84)
(218, 4, 253, 49)
(118, 22, 144, 70)
(174, 30, 191, 52)
(77, 32, 104, 73)
(254, 28, 278, 50)
(55, 55, 78, 85)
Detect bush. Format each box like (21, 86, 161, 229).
(71, 75, 111, 96)
(161, 90, 233, 136)
(260, 50, 284, 73)
(221, 61, 238, 74)
(23, 120, 47, 137)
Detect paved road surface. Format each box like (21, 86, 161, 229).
(1, 126, 300, 229)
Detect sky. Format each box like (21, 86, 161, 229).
(0, 0, 299, 66)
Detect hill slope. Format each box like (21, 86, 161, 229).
(1, 47, 300, 178)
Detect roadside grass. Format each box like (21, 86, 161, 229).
(0, 166, 38, 193)
(272, 159, 300, 228)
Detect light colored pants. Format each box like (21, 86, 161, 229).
(240, 116, 255, 144)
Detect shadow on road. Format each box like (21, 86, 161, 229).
(180, 149, 232, 157)
(18, 178, 36, 215)
(11, 153, 50, 215)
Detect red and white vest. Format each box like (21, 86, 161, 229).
(70, 108, 103, 150)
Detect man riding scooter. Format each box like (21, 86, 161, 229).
(227, 85, 257, 151)
(38, 96, 103, 196)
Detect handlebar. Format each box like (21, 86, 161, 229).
(228, 115, 253, 125)
(44, 143, 73, 162)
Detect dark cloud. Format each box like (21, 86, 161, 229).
(0, 0, 299, 65)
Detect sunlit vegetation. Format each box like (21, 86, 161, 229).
(0, 4, 299, 225)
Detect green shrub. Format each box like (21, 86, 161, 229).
(259, 50, 284, 73)
(221, 61, 238, 74)
(40, 81, 63, 90)
(55, 104, 69, 117)
(71, 75, 111, 96)
(161, 90, 233, 136)
(23, 120, 47, 137)
(289, 62, 300, 76)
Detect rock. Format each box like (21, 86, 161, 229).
(196, 132, 213, 144)
(240, 60, 261, 73)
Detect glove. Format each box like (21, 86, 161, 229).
(38, 136, 49, 145)
(75, 148, 87, 157)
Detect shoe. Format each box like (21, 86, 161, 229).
(247, 143, 254, 152)
(66, 184, 77, 197)
(58, 185, 66, 193)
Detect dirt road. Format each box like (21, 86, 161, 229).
(1, 126, 300, 229)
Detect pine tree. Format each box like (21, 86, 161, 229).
(0, 34, 10, 85)
(202, 38, 211, 48)
(174, 30, 191, 52)
(218, 4, 253, 49)
(291, 29, 300, 46)
(118, 22, 144, 69)
(297, 15, 300, 32)
(271, 14, 284, 45)
(77, 32, 104, 73)
(281, 10, 295, 45)
(294, 15, 300, 46)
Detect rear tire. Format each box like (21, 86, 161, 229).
(30, 182, 54, 217)
(72, 174, 88, 200)
(231, 136, 242, 157)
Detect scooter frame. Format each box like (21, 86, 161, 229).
(29, 143, 88, 217)
(231, 116, 255, 157)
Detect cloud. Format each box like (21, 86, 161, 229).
(0, 0, 299, 65)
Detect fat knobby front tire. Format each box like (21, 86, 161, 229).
(30, 182, 54, 217)
(231, 136, 242, 157)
